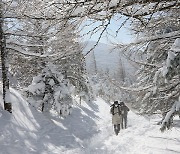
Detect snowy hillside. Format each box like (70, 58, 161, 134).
(0, 89, 180, 154)
(83, 41, 137, 78)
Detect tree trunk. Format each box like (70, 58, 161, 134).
(0, 2, 12, 113)
(92, 50, 97, 74)
(80, 96, 82, 105)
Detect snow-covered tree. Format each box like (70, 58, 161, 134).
(9, 21, 80, 87)
(52, 25, 94, 104)
(1, 0, 86, 113)
(58, 0, 179, 130)
(0, 0, 58, 112)
(24, 64, 74, 116)
(120, 7, 180, 130)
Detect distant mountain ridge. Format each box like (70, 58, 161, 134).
(83, 41, 137, 80)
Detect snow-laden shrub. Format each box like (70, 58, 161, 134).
(24, 65, 74, 116)
(160, 96, 180, 132)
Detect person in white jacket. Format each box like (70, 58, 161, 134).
(110, 101, 122, 135)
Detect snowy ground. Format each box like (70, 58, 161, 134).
(0, 89, 180, 154)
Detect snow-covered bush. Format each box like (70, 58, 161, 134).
(24, 64, 74, 116)
(160, 96, 180, 132)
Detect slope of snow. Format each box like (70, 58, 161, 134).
(0, 89, 100, 154)
(0, 89, 180, 154)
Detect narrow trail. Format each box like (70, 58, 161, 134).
(0, 91, 180, 154)
(81, 98, 180, 154)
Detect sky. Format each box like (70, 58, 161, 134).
(80, 17, 134, 45)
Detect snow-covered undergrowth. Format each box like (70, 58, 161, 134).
(0, 89, 180, 154)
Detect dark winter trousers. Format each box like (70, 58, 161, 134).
(122, 115, 127, 129)
(114, 124, 120, 135)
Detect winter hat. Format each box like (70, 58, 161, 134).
(120, 101, 125, 106)
(114, 101, 118, 104)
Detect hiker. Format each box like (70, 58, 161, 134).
(110, 101, 122, 135)
(120, 101, 129, 129)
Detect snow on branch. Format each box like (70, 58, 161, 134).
(160, 96, 180, 132)
(6, 44, 70, 59)
(171, 38, 180, 53)
(5, 32, 48, 38)
(6, 40, 46, 48)
(115, 31, 180, 50)
(110, 79, 153, 92)
(133, 31, 180, 45)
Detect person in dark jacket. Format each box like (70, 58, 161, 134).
(119, 101, 130, 129)
(110, 101, 122, 135)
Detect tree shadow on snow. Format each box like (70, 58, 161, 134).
(149, 136, 180, 143)
(1, 89, 102, 153)
(147, 146, 180, 154)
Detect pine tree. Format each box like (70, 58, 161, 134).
(25, 64, 73, 116)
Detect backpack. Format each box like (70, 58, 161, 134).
(110, 104, 121, 115)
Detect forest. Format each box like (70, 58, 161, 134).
(0, 0, 179, 145)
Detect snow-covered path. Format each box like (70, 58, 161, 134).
(81, 98, 180, 154)
(0, 90, 180, 154)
